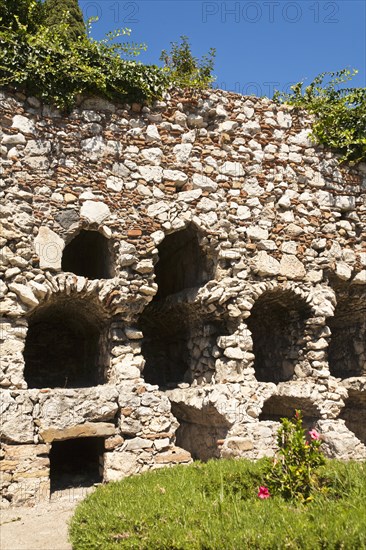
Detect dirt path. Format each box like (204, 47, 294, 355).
(0, 487, 95, 550)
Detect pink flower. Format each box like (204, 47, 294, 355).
(309, 429, 320, 440)
(258, 486, 270, 499)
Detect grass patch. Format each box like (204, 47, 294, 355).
(69, 459, 366, 549)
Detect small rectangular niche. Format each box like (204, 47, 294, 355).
(49, 437, 104, 493)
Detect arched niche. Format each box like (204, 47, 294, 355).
(62, 230, 114, 279)
(23, 298, 108, 388)
(140, 300, 234, 389)
(247, 289, 311, 383)
(328, 285, 366, 378)
(259, 395, 320, 431)
(154, 224, 210, 300)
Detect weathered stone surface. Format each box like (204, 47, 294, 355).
(36, 387, 119, 430)
(154, 447, 192, 464)
(192, 174, 217, 191)
(247, 226, 269, 241)
(173, 143, 192, 163)
(224, 347, 245, 360)
(335, 262, 352, 281)
(8, 283, 39, 308)
(34, 226, 65, 271)
(124, 437, 154, 450)
(2, 133, 26, 145)
(80, 201, 110, 224)
(104, 451, 140, 481)
(279, 254, 306, 280)
(40, 422, 116, 442)
(1, 88, 365, 506)
(163, 169, 188, 186)
(146, 124, 161, 142)
(252, 251, 280, 276)
(54, 209, 79, 229)
(106, 176, 124, 192)
(12, 114, 36, 134)
(223, 437, 254, 453)
(1, 391, 34, 443)
(353, 270, 366, 284)
(138, 165, 163, 183)
(220, 161, 245, 177)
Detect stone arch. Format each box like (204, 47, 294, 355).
(61, 229, 114, 279)
(246, 288, 312, 383)
(154, 224, 210, 300)
(339, 390, 366, 445)
(23, 297, 109, 388)
(328, 284, 366, 378)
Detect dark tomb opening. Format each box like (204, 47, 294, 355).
(50, 437, 104, 492)
(62, 230, 113, 279)
(328, 285, 366, 378)
(140, 304, 191, 388)
(24, 299, 106, 388)
(154, 225, 209, 300)
(247, 290, 311, 383)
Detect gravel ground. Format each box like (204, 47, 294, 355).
(0, 487, 95, 550)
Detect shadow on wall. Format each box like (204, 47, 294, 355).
(247, 289, 311, 384)
(23, 298, 108, 388)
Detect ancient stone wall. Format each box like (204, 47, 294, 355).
(1, 88, 365, 507)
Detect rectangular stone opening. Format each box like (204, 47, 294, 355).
(50, 437, 104, 493)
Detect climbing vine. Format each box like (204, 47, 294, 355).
(0, 1, 216, 110)
(274, 69, 366, 163)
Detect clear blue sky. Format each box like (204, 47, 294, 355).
(80, 0, 366, 97)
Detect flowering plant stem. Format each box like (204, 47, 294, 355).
(263, 410, 326, 502)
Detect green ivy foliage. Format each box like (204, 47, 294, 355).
(160, 35, 216, 90)
(0, 3, 216, 110)
(0, 1, 167, 110)
(0, 0, 43, 34)
(274, 69, 366, 163)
